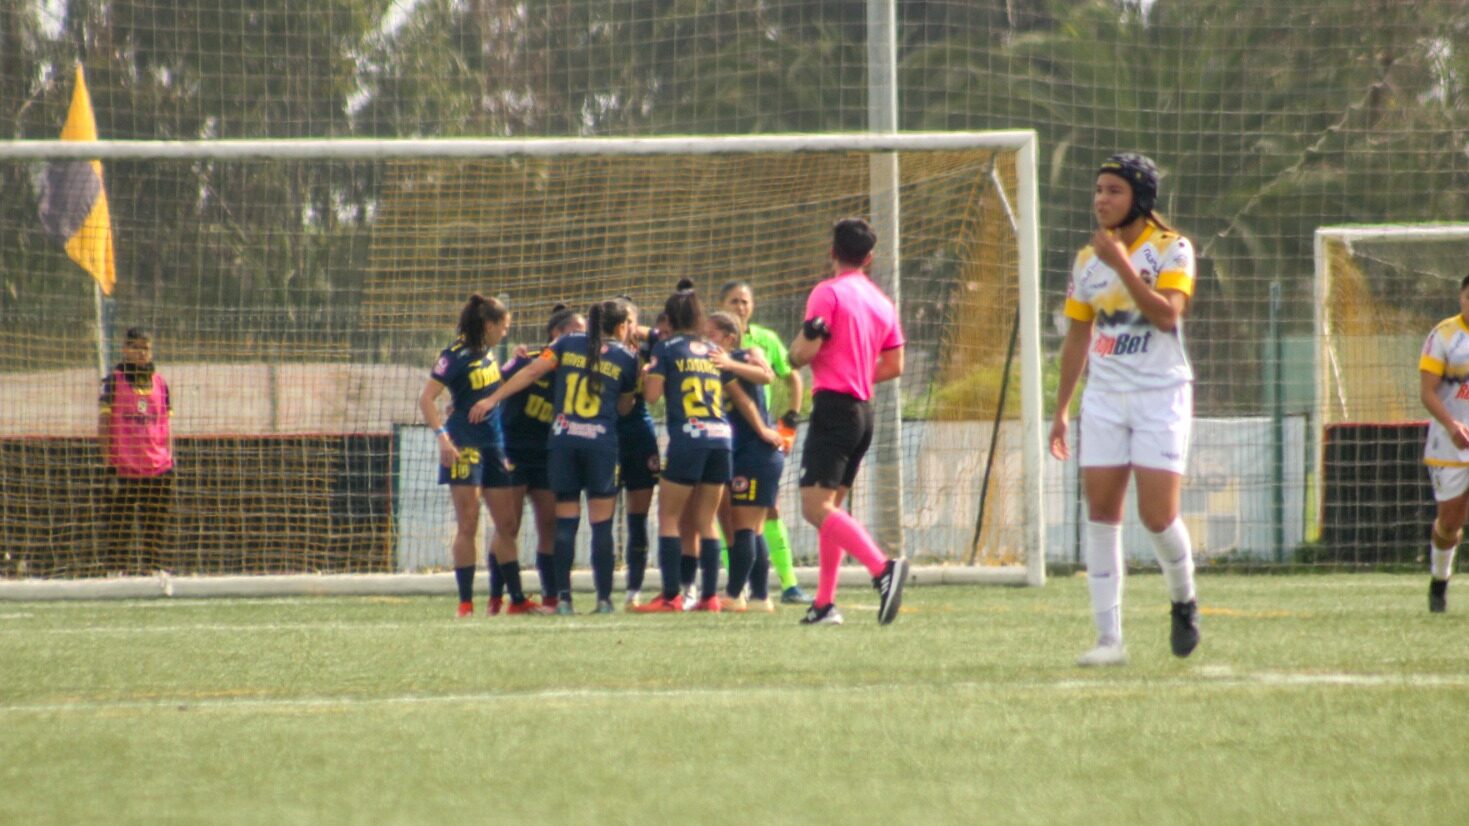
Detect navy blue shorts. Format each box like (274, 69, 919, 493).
(505, 446, 550, 491)
(731, 444, 785, 508)
(619, 424, 662, 491)
(548, 445, 620, 501)
(438, 445, 516, 488)
(661, 443, 732, 486)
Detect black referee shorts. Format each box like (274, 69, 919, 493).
(798, 390, 874, 490)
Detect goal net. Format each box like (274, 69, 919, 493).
(1313, 225, 1469, 564)
(0, 133, 1042, 592)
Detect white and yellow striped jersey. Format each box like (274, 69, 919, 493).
(1063, 223, 1196, 392)
(1419, 314, 1469, 466)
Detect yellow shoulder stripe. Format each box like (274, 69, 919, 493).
(1064, 296, 1095, 322)
(1156, 271, 1194, 296)
(1420, 354, 1446, 376)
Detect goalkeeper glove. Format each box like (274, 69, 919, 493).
(777, 410, 799, 453)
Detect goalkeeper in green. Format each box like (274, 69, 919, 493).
(718, 280, 812, 605)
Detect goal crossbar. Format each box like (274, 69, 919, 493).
(0, 131, 1037, 162)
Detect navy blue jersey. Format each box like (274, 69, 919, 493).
(500, 349, 556, 458)
(723, 349, 772, 453)
(429, 339, 505, 452)
(542, 332, 638, 454)
(648, 334, 732, 451)
(618, 345, 656, 439)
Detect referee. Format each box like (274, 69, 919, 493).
(788, 218, 909, 626)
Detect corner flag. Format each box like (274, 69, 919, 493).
(38, 64, 116, 295)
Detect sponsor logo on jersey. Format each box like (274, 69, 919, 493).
(552, 414, 607, 440)
(1455, 382, 1469, 401)
(681, 417, 732, 440)
(1093, 331, 1153, 357)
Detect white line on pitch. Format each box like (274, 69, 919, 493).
(4, 671, 1467, 716)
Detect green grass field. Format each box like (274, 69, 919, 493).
(3, 573, 1468, 825)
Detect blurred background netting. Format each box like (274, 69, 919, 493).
(5, 0, 1469, 573)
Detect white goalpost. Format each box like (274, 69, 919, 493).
(1311, 223, 1469, 558)
(0, 131, 1044, 599)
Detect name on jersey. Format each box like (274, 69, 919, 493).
(675, 358, 717, 375)
(1093, 331, 1153, 357)
(559, 351, 623, 379)
(552, 414, 607, 440)
(468, 363, 501, 390)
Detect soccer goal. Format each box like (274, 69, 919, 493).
(0, 132, 1043, 598)
(1312, 224, 1469, 564)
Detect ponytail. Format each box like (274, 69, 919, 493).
(582, 297, 632, 396)
(663, 278, 705, 335)
(457, 293, 507, 353)
(585, 302, 605, 396)
(545, 302, 582, 341)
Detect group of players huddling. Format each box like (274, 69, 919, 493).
(418, 154, 1467, 657)
(419, 218, 909, 626)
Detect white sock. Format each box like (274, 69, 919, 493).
(1085, 520, 1124, 646)
(1149, 517, 1196, 603)
(1431, 543, 1456, 581)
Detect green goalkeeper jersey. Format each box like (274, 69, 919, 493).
(742, 322, 793, 413)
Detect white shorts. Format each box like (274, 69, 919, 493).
(1429, 465, 1469, 502)
(1078, 383, 1192, 474)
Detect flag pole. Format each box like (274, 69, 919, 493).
(94, 281, 109, 378)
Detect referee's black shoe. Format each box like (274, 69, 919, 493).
(874, 558, 909, 625)
(1430, 578, 1448, 614)
(1170, 599, 1200, 658)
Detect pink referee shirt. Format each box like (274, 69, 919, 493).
(804, 269, 905, 402)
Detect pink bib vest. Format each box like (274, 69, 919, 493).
(105, 371, 173, 478)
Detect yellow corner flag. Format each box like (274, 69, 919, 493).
(38, 64, 116, 295)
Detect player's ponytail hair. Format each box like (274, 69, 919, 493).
(584, 297, 631, 396)
(457, 293, 508, 354)
(664, 278, 704, 335)
(706, 311, 741, 344)
(545, 303, 583, 342)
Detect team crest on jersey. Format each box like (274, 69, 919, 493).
(433, 356, 450, 376)
(688, 341, 709, 356)
(731, 475, 750, 494)
(136, 400, 148, 414)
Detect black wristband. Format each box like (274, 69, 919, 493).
(802, 316, 831, 340)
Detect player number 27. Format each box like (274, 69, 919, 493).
(680, 377, 723, 419)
